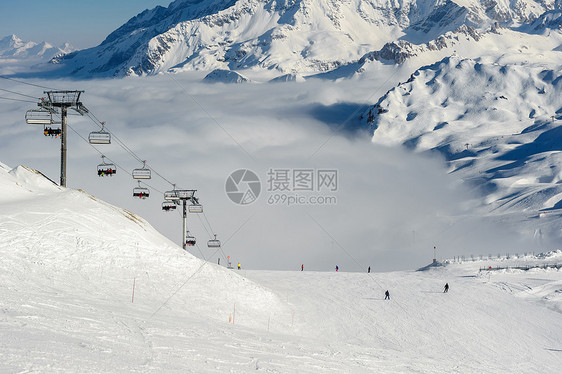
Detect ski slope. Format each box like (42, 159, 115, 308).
(0, 162, 561, 372)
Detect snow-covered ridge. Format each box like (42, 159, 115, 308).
(0, 162, 286, 328)
(364, 56, 562, 215)
(0, 34, 73, 60)
(47, 0, 558, 77)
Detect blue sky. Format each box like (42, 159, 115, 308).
(0, 0, 169, 49)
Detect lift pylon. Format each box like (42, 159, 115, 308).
(26, 91, 88, 187)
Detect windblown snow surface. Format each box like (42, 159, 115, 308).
(1, 163, 561, 372)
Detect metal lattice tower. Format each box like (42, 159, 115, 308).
(39, 91, 88, 187)
(163, 188, 199, 250)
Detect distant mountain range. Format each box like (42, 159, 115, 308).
(44, 0, 559, 77)
(0, 34, 74, 61)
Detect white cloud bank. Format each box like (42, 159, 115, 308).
(0, 73, 550, 271)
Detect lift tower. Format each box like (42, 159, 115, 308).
(27, 91, 88, 187)
(163, 188, 201, 250)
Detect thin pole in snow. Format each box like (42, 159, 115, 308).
(292, 312, 294, 327)
(132, 278, 136, 303)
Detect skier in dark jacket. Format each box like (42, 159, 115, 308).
(384, 290, 390, 300)
(444, 283, 449, 293)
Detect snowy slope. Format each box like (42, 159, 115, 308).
(44, 0, 558, 77)
(1, 160, 560, 373)
(0, 162, 292, 371)
(363, 54, 562, 218)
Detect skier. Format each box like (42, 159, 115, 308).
(385, 290, 390, 300)
(237, 262, 241, 270)
(368, 266, 371, 273)
(335, 265, 339, 272)
(301, 264, 304, 271)
(444, 283, 449, 293)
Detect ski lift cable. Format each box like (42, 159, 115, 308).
(84, 110, 175, 187)
(196, 213, 228, 261)
(0, 96, 38, 103)
(0, 87, 42, 100)
(84, 112, 143, 163)
(67, 123, 165, 195)
(0, 75, 61, 90)
(192, 241, 208, 261)
(150, 246, 222, 319)
(165, 72, 256, 163)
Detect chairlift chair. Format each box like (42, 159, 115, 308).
(164, 189, 179, 201)
(185, 231, 196, 246)
(43, 126, 62, 137)
(162, 201, 176, 211)
(25, 109, 53, 125)
(88, 122, 111, 144)
(207, 234, 221, 248)
(188, 203, 203, 213)
(97, 155, 116, 177)
(133, 181, 150, 199)
(132, 160, 151, 179)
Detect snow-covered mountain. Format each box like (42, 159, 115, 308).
(47, 0, 558, 77)
(0, 34, 74, 60)
(363, 55, 562, 218)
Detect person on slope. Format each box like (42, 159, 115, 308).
(444, 283, 449, 293)
(385, 290, 390, 300)
(238, 262, 241, 270)
(301, 264, 304, 271)
(335, 265, 339, 272)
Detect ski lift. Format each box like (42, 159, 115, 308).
(188, 197, 203, 213)
(97, 155, 116, 177)
(133, 181, 150, 199)
(164, 185, 179, 201)
(132, 160, 151, 179)
(88, 122, 111, 144)
(25, 108, 53, 125)
(207, 234, 221, 248)
(188, 204, 203, 213)
(185, 231, 196, 246)
(162, 201, 176, 211)
(43, 126, 62, 137)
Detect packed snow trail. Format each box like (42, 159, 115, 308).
(1, 164, 561, 372)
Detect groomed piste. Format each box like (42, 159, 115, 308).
(0, 163, 560, 373)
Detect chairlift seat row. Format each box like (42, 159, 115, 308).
(186, 231, 196, 246)
(44, 127, 61, 137)
(207, 234, 221, 248)
(162, 202, 177, 211)
(88, 122, 111, 144)
(98, 168, 116, 176)
(25, 109, 53, 125)
(164, 191, 179, 200)
(188, 204, 203, 213)
(133, 181, 150, 199)
(88, 132, 111, 144)
(132, 168, 151, 179)
(133, 189, 150, 199)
